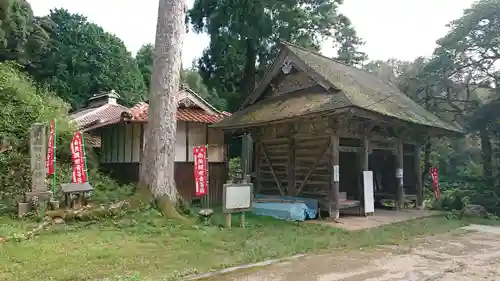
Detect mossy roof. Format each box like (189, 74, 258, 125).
(215, 42, 463, 134)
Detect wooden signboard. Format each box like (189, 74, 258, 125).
(222, 181, 253, 228)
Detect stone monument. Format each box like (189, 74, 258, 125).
(20, 123, 52, 216)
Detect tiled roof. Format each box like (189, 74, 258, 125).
(128, 102, 229, 124)
(85, 134, 101, 147)
(71, 103, 129, 129)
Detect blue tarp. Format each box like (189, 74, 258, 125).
(251, 195, 318, 221)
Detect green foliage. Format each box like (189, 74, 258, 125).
(50, 165, 135, 205)
(0, 0, 52, 64)
(182, 67, 226, 109)
(26, 9, 146, 109)
(135, 43, 226, 109)
(189, 0, 366, 111)
(0, 62, 74, 210)
(0, 61, 131, 213)
(228, 157, 242, 181)
(135, 44, 154, 90)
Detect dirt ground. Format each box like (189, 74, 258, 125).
(201, 224, 500, 281)
(308, 209, 437, 231)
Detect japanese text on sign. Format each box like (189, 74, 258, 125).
(430, 167, 440, 200)
(193, 145, 208, 196)
(70, 132, 87, 184)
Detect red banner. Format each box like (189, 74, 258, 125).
(430, 167, 440, 200)
(70, 132, 87, 183)
(46, 120, 55, 175)
(193, 145, 208, 196)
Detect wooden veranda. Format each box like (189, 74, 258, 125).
(213, 41, 463, 218)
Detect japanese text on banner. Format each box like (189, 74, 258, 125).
(193, 145, 208, 196)
(430, 167, 440, 200)
(70, 132, 87, 183)
(46, 120, 55, 175)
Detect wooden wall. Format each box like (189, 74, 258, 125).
(175, 162, 228, 204)
(99, 121, 225, 164)
(100, 123, 142, 163)
(256, 134, 366, 200)
(253, 118, 418, 201)
(101, 162, 227, 204)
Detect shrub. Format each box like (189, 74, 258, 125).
(0, 62, 74, 211)
(228, 157, 242, 181)
(0, 62, 132, 213)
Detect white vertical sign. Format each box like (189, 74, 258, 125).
(363, 171, 375, 214)
(333, 165, 340, 182)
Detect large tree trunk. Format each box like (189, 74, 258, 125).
(139, 0, 185, 217)
(241, 38, 257, 96)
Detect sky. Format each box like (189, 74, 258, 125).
(29, 0, 476, 67)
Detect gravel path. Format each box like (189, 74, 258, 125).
(201, 224, 500, 281)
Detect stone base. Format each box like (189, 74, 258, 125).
(18, 202, 30, 218)
(25, 191, 53, 202)
(49, 200, 60, 210)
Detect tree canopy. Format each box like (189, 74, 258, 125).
(136, 43, 226, 109)
(189, 0, 366, 111)
(24, 9, 146, 109)
(0, 0, 52, 65)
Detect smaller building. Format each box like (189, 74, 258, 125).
(73, 86, 230, 204)
(70, 90, 128, 147)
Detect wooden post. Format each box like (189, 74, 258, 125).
(414, 143, 423, 209)
(241, 133, 253, 179)
(360, 136, 369, 215)
(396, 140, 405, 210)
(287, 136, 296, 196)
(254, 136, 262, 194)
(225, 213, 232, 229)
(240, 213, 246, 228)
(329, 134, 340, 219)
(362, 137, 369, 171)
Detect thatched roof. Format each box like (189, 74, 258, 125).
(214, 42, 463, 134)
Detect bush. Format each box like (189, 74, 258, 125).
(49, 165, 134, 205)
(0, 62, 132, 213)
(0, 62, 73, 211)
(228, 157, 242, 181)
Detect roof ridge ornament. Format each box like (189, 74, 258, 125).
(281, 58, 293, 74)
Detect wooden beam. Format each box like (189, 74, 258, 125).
(329, 134, 340, 219)
(260, 142, 285, 196)
(296, 140, 332, 195)
(396, 140, 405, 210)
(414, 143, 423, 209)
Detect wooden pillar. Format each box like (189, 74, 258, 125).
(414, 143, 423, 209)
(241, 133, 253, 179)
(329, 134, 340, 219)
(287, 136, 296, 196)
(254, 136, 262, 194)
(362, 137, 369, 171)
(360, 136, 369, 214)
(396, 140, 405, 209)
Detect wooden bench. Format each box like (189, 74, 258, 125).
(61, 182, 93, 209)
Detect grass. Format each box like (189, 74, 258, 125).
(0, 210, 496, 281)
